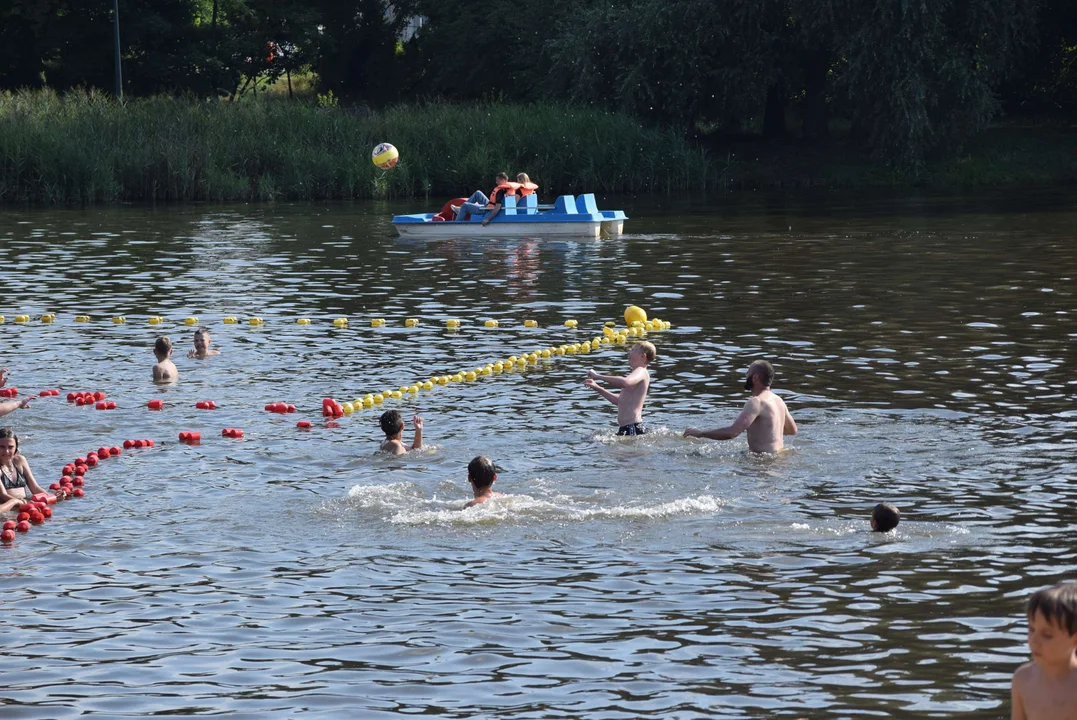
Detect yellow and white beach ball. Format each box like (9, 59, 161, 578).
(372, 143, 399, 170)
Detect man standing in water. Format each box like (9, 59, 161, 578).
(684, 360, 797, 453)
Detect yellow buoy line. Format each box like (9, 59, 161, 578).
(331, 319, 673, 416)
(0, 313, 673, 333)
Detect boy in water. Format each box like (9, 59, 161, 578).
(464, 456, 503, 508)
(1012, 582, 1077, 719)
(871, 502, 900, 532)
(152, 337, 177, 383)
(0, 368, 32, 418)
(379, 410, 423, 455)
(187, 328, 221, 359)
(584, 341, 655, 436)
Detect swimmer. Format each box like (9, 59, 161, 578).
(684, 359, 797, 453)
(378, 410, 423, 455)
(464, 456, 503, 508)
(1012, 582, 1077, 720)
(187, 328, 221, 359)
(0, 427, 47, 513)
(584, 341, 655, 436)
(152, 336, 178, 383)
(871, 502, 900, 532)
(0, 369, 32, 418)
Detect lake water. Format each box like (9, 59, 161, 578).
(0, 190, 1074, 718)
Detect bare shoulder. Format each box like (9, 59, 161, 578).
(1012, 661, 1037, 688)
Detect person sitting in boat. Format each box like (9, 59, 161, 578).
(432, 197, 468, 222)
(455, 172, 519, 226)
(515, 173, 539, 197)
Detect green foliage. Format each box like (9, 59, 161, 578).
(0, 91, 713, 204)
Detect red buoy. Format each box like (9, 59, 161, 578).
(1, 529, 14, 543)
(16, 520, 30, 532)
(297, 420, 312, 429)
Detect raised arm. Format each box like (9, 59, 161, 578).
(411, 416, 424, 450)
(584, 378, 619, 406)
(587, 368, 646, 389)
(684, 400, 761, 440)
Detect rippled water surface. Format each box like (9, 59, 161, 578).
(0, 191, 1074, 718)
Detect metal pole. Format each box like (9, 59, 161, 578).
(112, 0, 123, 100)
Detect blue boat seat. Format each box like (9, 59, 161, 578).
(553, 195, 578, 214)
(502, 194, 517, 216)
(575, 193, 599, 215)
(520, 194, 538, 215)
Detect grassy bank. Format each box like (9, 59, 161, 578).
(0, 91, 711, 204)
(2, 91, 1075, 205)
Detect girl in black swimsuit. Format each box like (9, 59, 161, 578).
(0, 427, 46, 512)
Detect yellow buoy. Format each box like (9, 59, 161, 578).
(644, 321, 656, 331)
(422, 380, 434, 390)
(390, 391, 403, 399)
(223, 316, 237, 324)
(75, 315, 90, 323)
(297, 318, 311, 325)
(616, 334, 627, 343)
(564, 319, 578, 328)
(624, 305, 647, 326)
(604, 321, 617, 328)
(627, 327, 640, 336)
(363, 396, 374, 408)
(373, 394, 384, 404)
(602, 326, 614, 336)
(581, 341, 592, 353)
(148, 316, 163, 325)
(371, 318, 385, 327)
(41, 313, 56, 323)
(409, 385, 420, 393)
(112, 316, 126, 324)
(524, 319, 538, 328)
(493, 361, 504, 371)
(446, 319, 460, 328)
(541, 349, 551, 358)
(507, 355, 518, 365)
(465, 371, 477, 381)
(482, 365, 493, 375)
(565, 344, 577, 354)
(664, 321, 672, 329)
(249, 317, 264, 326)
(333, 317, 348, 327)
(15, 315, 29, 324)
(405, 318, 419, 327)
(452, 373, 464, 382)
(342, 402, 354, 414)
(592, 337, 602, 347)
(185, 317, 198, 326)
(0, 316, 5, 323)
(484, 319, 499, 328)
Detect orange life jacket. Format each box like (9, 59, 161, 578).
(517, 182, 539, 196)
(487, 182, 521, 207)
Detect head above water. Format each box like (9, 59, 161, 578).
(0, 426, 18, 455)
(1027, 582, 1077, 636)
(631, 341, 656, 366)
(871, 502, 900, 532)
(744, 359, 775, 391)
(468, 456, 498, 490)
(154, 336, 172, 360)
(193, 327, 211, 351)
(379, 409, 404, 438)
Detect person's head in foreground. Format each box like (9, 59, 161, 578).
(467, 456, 498, 500)
(744, 359, 775, 391)
(154, 336, 172, 361)
(379, 409, 404, 439)
(870, 502, 900, 532)
(495, 172, 508, 184)
(630, 341, 656, 368)
(1027, 582, 1077, 666)
(0, 426, 19, 458)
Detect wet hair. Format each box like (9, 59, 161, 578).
(748, 359, 775, 387)
(635, 341, 656, 363)
(193, 327, 210, 340)
(468, 456, 497, 489)
(379, 409, 403, 437)
(0, 427, 17, 452)
(1027, 583, 1077, 635)
(516, 172, 531, 184)
(872, 502, 900, 532)
(154, 336, 172, 360)
(495, 172, 509, 182)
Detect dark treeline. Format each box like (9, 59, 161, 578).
(1, 0, 1075, 173)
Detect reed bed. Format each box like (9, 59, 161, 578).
(0, 90, 715, 204)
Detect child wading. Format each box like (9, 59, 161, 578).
(584, 341, 655, 436)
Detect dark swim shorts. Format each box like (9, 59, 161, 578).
(618, 423, 647, 436)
